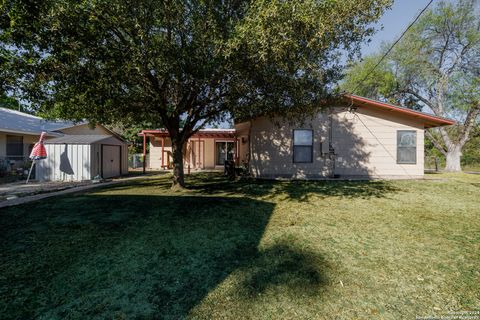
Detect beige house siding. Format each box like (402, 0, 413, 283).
(149, 137, 172, 169)
(148, 137, 222, 170)
(236, 106, 425, 179)
(240, 112, 332, 179)
(332, 108, 424, 178)
(204, 139, 216, 169)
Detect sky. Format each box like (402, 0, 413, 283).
(360, 0, 435, 56)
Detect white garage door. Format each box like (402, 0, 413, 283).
(102, 145, 121, 178)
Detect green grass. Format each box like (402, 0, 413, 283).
(1, 173, 479, 319)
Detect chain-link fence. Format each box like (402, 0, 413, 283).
(128, 154, 148, 169)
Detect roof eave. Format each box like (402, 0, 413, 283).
(345, 94, 456, 128)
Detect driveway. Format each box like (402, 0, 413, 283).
(0, 180, 90, 201)
(0, 174, 150, 208)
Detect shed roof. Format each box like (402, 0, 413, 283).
(0, 107, 82, 135)
(45, 135, 115, 144)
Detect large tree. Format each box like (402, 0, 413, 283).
(342, 0, 480, 172)
(1, 0, 392, 188)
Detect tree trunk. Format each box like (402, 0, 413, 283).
(171, 139, 186, 190)
(445, 145, 462, 172)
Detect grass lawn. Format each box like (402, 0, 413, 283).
(1, 173, 479, 319)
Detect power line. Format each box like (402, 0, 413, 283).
(353, 112, 415, 179)
(349, 0, 435, 95)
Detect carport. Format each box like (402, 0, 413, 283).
(36, 135, 128, 181)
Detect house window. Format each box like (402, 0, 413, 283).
(397, 130, 417, 164)
(293, 129, 313, 163)
(6, 135, 24, 160)
(216, 141, 235, 165)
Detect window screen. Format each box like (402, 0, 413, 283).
(6, 135, 24, 159)
(397, 130, 416, 164)
(293, 130, 313, 163)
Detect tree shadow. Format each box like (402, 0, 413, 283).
(187, 172, 401, 201)
(237, 242, 330, 299)
(0, 192, 329, 319)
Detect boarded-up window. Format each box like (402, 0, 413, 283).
(6, 135, 23, 159)
(397, 130, 416, 164)
(293, 130, 313, 163)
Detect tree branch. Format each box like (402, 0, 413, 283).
(425, 129, 448, 156)
(459, 102, 480, 147)
(401, 88, 437, 111)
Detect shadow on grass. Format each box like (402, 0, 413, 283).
(186, 172, 401, 201)
(238, 242, 329, 299)
(0, 192, 329, 319)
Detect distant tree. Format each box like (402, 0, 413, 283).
(460, 124, 480, 169)
(1, 0, 392, 188)
(0, 43, 21, 111)
(342, 0, 480, 172)
(0, 92, 20, 110)
(112, 120, 162, 154)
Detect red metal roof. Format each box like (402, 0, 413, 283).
(345, 94, 456, 128)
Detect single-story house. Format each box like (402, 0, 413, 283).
(141, 94, 455, 179)
(0, 107, 128, 181)
(140, 128, 237, 170)
(0, 107, 73, 166)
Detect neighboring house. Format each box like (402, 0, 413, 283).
(141, 94, 455, 179)
(0, 107, 128, 180)
(0, 107, 74, 168)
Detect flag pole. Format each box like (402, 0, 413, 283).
(26, 160, 35, 184)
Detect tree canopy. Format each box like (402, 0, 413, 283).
(342, 0, 480, 171)
(1, 0, 392, 187)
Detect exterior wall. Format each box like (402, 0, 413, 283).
(204, 138, 216, 169)
(58, 124, 111, 135)
(0, 133, 5, 157)
(37, 144, 92, 181)
(149, 137, 172, 169)
(240, 112, 332, 179)
(238, 106, 425, 179)
(235, 122, 250, 167)
(332, 108, 424, 178)
(0, 132, 39, 172)
(90, 144, 102, 178)
(148, 137, 221, 170)
(0, 132, 38, 158)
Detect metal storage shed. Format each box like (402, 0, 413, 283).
(36, 134, 128, 181)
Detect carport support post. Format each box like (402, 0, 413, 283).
(198, 136, 200, 168)
(143, 133, 147, 174)
(161, 137, 165, 168)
